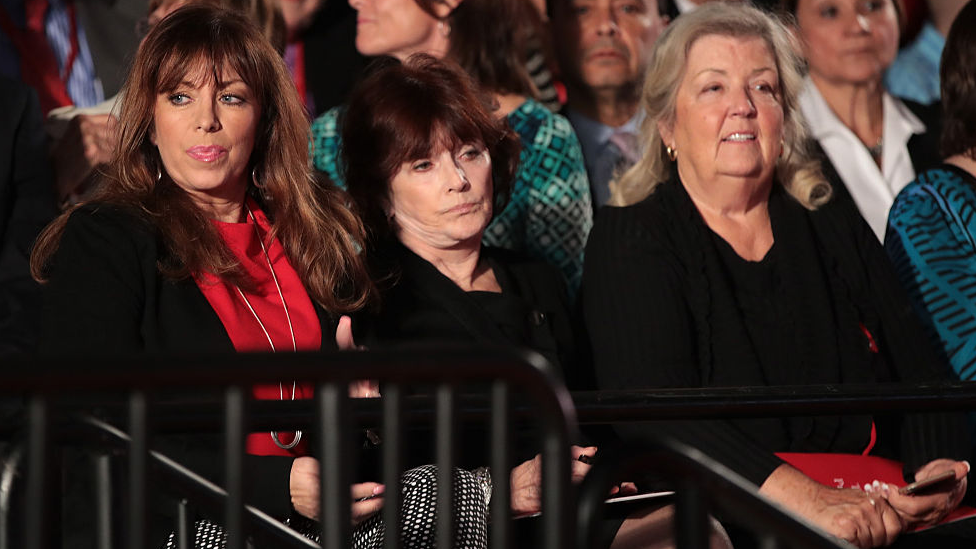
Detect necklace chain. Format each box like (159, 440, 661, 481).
(234, 203, 302, 450)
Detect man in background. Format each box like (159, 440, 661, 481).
(550, 0, 666, 208)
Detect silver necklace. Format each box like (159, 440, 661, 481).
(235, 203, 302, 450)
(866, 137, 883, 159)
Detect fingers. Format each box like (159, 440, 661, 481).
(335, 315, 356, 350)
(351, 496, 384, 526)
(349, 379, 380, 398)
(834, 496, 900, 549)
(351, 483, 385, 526)
(352, 482, 385, 501)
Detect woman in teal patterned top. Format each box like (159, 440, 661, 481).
(310, 0, 592, 294)
(885, 2, 976, 382)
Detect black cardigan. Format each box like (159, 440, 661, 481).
(360, 241, 581, 379)
(582, 177, 970, 487)
(357, 241, 588, 466)
(40, 203, 339, 542)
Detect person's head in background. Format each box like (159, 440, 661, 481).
(549, 0, 667, 127)
(782, 0, 900, 92)
(937, 0, 976, 164)
(142, 0, 286, 53)
(348, 0, 543, 104)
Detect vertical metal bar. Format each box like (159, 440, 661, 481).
(435, 384, 455, 549)
(489, 382, 509, 549)
(0, 445, 22, 549)
(95, 453, 112, 549)
(382, 385, 402, 549)
(25, 395, 48, 549)
(224, 386, 245, 549)
(320, 382, 350, 549)
(674, 480, 707, 549)
(541, 410, 567, 549)
(177, 499, 190, 549)
(128, 391, 147, 549)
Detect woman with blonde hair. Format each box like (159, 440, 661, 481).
(584, 4, 971, 547)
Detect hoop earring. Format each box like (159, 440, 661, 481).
(666, 146, 677, 162)
(438, 19, 451, 38)
(251, 166, 265, 189)
(156, 166, 162, 182)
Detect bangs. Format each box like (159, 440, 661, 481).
(147, 12, 265, 99)
(380, 88, 496, 172)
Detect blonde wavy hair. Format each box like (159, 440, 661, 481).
(610, 2, 831, 209)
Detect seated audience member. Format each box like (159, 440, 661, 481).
(342, 53, 731, 549)
(29, 6, 446, 546)
(784, 0, 942, 241)
(47, 0, 286, 206)
(885, 0, 967, 106)
(0, 77, 57, 355)
(549, 0, 667, 208)
(887, 0, 976, 386)
(311, 0, 593, 294)
(584, 4, 971, 547)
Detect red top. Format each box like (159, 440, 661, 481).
(194, 198, 320, 456)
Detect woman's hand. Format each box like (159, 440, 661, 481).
(882, 459, 969, 529)
(290, 457, 385, 525)
(761, 464, 904, 548)
(351, 483, 385, 526)
(509, 445, 596, 516)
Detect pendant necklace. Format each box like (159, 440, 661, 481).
(235, 203, 302, 450)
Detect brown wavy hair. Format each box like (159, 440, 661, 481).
(341, 54, 522, 243)
(414, 0, 541, 98)
(31, 4, 373, 312)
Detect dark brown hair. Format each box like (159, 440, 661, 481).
(940, 0, 976, 160)
(341, 54, 521, 242)
(32, 4, 373, 312)
(414, 0, 541, 98)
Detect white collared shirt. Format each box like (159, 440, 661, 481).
(799, 77, 926, 241)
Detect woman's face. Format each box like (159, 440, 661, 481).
(388, 139, 494, 251)
(350, 0, 444, 59)
(795, 0, 898, 87)
(151, 63, 260, 214)
(659, 34, 783, 189)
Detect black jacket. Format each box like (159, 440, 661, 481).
(582, 177, 970, 487)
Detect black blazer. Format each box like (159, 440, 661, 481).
(582, 177, 970, 486)
(40, 203, 339, 543)
(813, 98, 943, 209)
(41, 203, 337, 354)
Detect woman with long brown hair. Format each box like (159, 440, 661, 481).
(30, 4, 385, 544)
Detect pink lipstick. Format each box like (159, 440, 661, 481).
(186, 145, 227, 162)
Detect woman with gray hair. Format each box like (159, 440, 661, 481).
(583, 3, 970, 547)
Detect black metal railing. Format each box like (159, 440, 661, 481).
(0, 347, 576, 549)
